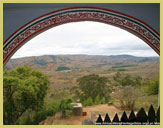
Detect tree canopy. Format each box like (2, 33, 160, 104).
(59, 98, 73, 118)
(144, 76, 159, 95)
(3, 66, 49, 124)
(113, 72, 142, 87)
(76, 74, 111, 102)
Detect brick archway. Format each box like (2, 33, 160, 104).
(3, 7, 160, 66)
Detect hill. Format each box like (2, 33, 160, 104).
(5, 54, 159, 69)
(5, 54, 160, 93)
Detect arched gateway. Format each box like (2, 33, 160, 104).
(3, 7, 160, 66)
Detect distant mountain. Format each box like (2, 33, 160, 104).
(5, 54, 159, 71)
(109, 54, 136, 59)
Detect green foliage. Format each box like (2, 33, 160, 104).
(3, 66, 49, 124)
(100, 97, 106, 104)
(17, 110, 34, 125)
(113, 72, 142, 87)
(121, 74, 133, 86)
(115, 63, 123, 66)
(50, 90, 71, 99)
(82, 97, 94, 106)
(66, 110, 72, 116)
(135, 95, 158, 111)
(59, 98, 73, 110)
(82, 95, 109, 106)
(112, 64, 136, 69)
(77, 74, 111, 102)
(112, 72, 144, 110)
(117, 69, 126, 72)
(113, 72, 122, 83)
(94, 95, 101, 105)
(59, 98, 73, 118)
(18, 99, 61, 125)
(145, 77, 159, 95)
(56, 66, 70, 71)
(32, 99, 60, 124)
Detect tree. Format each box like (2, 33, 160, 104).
(76, 74, 111, 102)
(83, 97, 94, 106)
(145, 77, 159, 95)
(59, 98, 73, 118)
(3, 66, 49, 124)
(112, 72, 143, 109)
(113, 72, 142, 87)
(113, 86, 140, 109)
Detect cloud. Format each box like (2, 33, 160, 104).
(12, 21, 159, 58)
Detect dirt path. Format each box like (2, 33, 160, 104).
(39, 104, 131, 125)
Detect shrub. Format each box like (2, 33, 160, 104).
(32, 99, 60, 124)
(17, 111, 34, 125)
(94, 95, 101, 105)
(146, 78, 159, 95)
(113, 86, 141, 110)
(82, 97, 93, 106)
(59, 98, 73, 118)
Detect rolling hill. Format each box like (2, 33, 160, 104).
(5, 54, 160, 92)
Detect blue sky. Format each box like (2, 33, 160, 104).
(12, 21, 159, 58)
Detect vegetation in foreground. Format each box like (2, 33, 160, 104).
(3, 66, 49, 124)
(3, 55, 159, 125)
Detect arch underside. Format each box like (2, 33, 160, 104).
(3, 7, 160, 66)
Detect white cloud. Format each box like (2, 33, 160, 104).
(12, 21, 159, 58)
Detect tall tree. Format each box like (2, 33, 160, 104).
(3, 66, 49, 124)
(76, 74, 110, 102)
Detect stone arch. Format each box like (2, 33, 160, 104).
(3, 7, 160, 66)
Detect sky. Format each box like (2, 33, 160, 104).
(12, 21, 159, 59)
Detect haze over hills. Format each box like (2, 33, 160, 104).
(5, 54, 159, 92)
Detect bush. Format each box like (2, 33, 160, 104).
(82, 97, 93, 106)
(32, 99, 60, 124)
(146, 78, 159, 95)
(59, 98, 73, 118)
(17, 111, 34, 125)
(94, 95, 101, 105)
(66, 110, 72, 116)
(113, 86, 141, 110)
